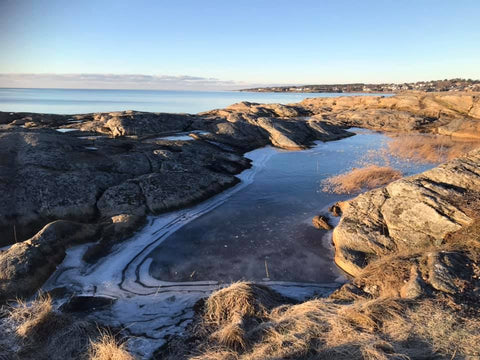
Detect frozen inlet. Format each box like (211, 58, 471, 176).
(42, 129, 437, 358)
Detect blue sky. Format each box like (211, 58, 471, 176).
(1, 0, 479, 89)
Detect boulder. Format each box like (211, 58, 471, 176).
(328, 203, 343, 217)
(0, 221, 102, 302)
(333, 149, 480, 276)
(312, 215, 333, 230)
(81, 111, 196, 137)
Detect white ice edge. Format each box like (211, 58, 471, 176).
(155, 130, 210, 141)
(43, 144, 342, 358)
(56, 128, 78, 133)
(0, 244, 12, 252)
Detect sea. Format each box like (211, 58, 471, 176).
(0, 88, 385, 114)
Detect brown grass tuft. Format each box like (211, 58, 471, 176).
(324, 165, 402, 194)
(337, 297, 406, 333)
(7, 293, 58, 339)
(4, 293, 102, 359)
(388, 134, 480, 163)
(204, 282, 286, 326)
(89, 332, 135, 360)
(203, 282, 287, 350)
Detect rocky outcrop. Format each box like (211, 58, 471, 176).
(1, 92, 479, 302)
(0, 101, 354, 301)
(197, 102, 353, 151)
(333, 149, 480, 277)
(312, 215, 332, 230)
(436, 117, 480, 139)
(97, 168, 237, 217)
(1, 107, 347, 243)
(0, 127, 251, 246)
(0, 220, 101, 302)
(80, 111, 197, 138)
(302, 92, 480, 136)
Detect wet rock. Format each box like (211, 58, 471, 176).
(312, 215, 333, 230)
(329, 203, 342, 217)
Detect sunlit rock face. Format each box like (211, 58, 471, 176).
(333, 148, 480, 276)
(301, 92, 480, 135)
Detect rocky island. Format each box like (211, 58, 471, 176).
(1, 91, 480, 359)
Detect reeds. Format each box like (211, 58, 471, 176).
(323, 165, 402, 194)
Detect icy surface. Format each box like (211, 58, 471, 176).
(43, 129, 436, 357)
(155, 130, 209, 141)
(43, 146, 339, 358)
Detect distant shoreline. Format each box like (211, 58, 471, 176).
(239, 78, 480, 93)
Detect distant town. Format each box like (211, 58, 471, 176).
(240, 78, 480, 93)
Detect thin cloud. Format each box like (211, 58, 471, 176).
(0, 73, 265, 90)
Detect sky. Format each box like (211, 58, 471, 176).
(0, 0, 479, 90)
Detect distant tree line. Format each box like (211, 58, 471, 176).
(240, 78, 480, 93)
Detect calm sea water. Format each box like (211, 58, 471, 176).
(0, 88, 385, 114)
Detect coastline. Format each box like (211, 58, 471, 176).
(1, 91, 480, 358)
(43, 144, 341, 358)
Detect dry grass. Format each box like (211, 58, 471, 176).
(3, 293, 123, 360)
(89, 332, 135, 360)
(202, 282, 288, 350)
(164, 282, 480, 360)
(383, 298, 480, 357)
(204, 282, 286, 326)
(350, 253, 418, 298)
(388, 134, 480, 163)
(7, 293, 59, 339)
(324, 165, 402, 194)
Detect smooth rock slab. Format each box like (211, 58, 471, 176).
(333, 149, 480, 276)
